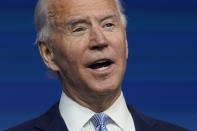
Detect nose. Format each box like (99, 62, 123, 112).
(89, 26, 108, 50)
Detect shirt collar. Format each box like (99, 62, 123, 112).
(59, 91, 135, 131)
(59, 92, 95, 131)
(104, 92, 135, 131)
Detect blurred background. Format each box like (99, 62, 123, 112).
(0, 0, 196, 130)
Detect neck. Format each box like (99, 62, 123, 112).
(62, 84, 121, 113)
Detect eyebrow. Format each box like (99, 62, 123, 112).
(65, 19, 90, 28)
(65, 13, 117, 27)
(100, 13, 117, 22)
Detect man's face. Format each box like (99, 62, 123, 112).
(45, 0, 128, 96)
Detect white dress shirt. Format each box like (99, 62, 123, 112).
(59, 91, 136, 131)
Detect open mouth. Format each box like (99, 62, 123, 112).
(88, 59, 114, 71)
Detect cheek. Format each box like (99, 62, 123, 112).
(51, 37, 74, 68)
(107, 33, 127, 56)
(56, 36, 89, 70)
(66, 39, 88, 62)
(53, 31, 89, 66)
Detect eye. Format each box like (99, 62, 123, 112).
(73, 27, 84, 32)
(105, 23, 114, 28)
(72, 26, 87, 36)
(103, 22, 114, 30)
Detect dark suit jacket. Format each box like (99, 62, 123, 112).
(6, 103, 189, 131)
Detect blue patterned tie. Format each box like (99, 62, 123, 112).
(91, 113, 109, 131)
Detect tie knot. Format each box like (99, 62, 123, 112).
(91, 113, 109, 131)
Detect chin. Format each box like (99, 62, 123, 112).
(88, 77, 122, 95)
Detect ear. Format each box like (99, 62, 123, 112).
(38, 41, 59, 71)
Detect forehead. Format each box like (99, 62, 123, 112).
(47, 0, 118, 22)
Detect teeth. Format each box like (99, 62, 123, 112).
(96, 66, 108, 71)
(88, 59, 113, 70)
(95, 60, 107, 64)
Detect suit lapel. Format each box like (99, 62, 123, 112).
(45, 116, 68, 131)
(34, 103, 69, 131)
(127, 104, 156, 131)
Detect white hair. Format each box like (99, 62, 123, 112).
(114, 0, 127, 27)
(34, 0, 127, 44)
